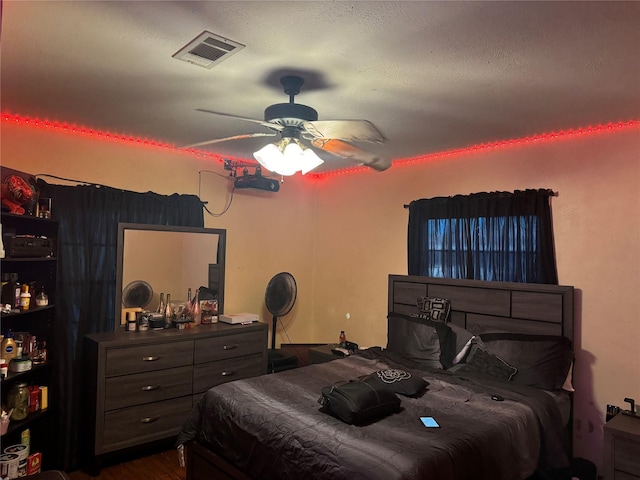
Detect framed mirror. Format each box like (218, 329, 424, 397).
(115, 223, 226, 330)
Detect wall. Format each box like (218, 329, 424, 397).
(2, 120, 639, 469)
(312, 127, 640, 469)
(0, 123, 318, 345)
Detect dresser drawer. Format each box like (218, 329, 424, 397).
(105, 365, 193, 411)
(614, 471, 640, 480)
(615, 437, 640, 476)
(193, 353, 265, 393)
(105, 340, 194, 376)
(102, 396, 193, 453)
(194, 331, 264, 364)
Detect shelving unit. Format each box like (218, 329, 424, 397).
(1, 211, 59, 469)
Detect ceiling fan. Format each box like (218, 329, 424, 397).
(184, 75, 391, 175)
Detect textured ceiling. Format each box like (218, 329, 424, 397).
(2, 1, 639, 173)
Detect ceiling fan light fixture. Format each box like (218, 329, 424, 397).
(253, 139, 323, 176)
(300, 148, 324, 175)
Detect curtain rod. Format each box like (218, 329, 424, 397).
(403, 190, 559, 208)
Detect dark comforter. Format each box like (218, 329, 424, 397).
(177, 348, 569, 480)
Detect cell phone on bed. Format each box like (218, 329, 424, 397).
(420, 416, 440, 428)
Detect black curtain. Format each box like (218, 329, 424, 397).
(36, 180, 204, 471)
(407, 189, 557, 284)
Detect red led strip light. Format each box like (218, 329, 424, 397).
(309, 119, 640, 179)
(3, 113, 638, 178)
(0, 112, 244, 166)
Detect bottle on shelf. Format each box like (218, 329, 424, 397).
(1, 273, 17, 306)
(1, 330, 18, 362)
(1, 273, 21, 311)
(339, 330, 346, 348)
(35, 288, 49, 307)
(32, 340, 47, 365)
(19, 284, 31, 311)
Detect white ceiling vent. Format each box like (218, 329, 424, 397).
(172, 31, 245, 69)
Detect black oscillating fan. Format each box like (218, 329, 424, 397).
(265, 272, 297, 350)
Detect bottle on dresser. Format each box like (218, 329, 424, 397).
(164, 293, 173, 327)
(157, 292, 165, 314)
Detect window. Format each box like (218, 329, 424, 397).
(407, 189, 557, 284)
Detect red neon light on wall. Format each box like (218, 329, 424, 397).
(308, 119, 640, 178)
(3, 113, 638, 178)
(0, 112, 245, 166)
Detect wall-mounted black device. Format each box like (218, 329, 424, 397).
(234, 174, 280, 192)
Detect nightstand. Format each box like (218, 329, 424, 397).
(604, 414, 640, 479)
(308, 344, 340, 364)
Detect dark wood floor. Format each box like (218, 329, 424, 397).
(67, 448, 185, 480)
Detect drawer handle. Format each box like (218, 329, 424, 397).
(142, 356, 160, 362)
(141, 385, 160, 391)
(140, 416, 160, 424)
(223, 344, 238, 350)
(221, 371, 236, 377)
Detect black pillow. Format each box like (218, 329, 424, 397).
(387, 313, 451, 369)
(458, 344, 518, 381)
(478, 333, 573, 390)
(370, 369, 429, 397)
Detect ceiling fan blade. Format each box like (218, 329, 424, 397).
(311, 138, 391, 172)
(181, 132, 278, 149)
(302, 120, 385, 143)
(196, 109, 284, 131)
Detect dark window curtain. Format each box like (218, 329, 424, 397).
(407, 189, 557, 284)
(36, 180, 204, 471)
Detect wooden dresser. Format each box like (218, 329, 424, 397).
(604, 413, 640, 480)
(84, 322, 268, 470)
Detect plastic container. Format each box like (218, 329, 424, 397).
(4, 444, 29, 478)
(9, 357, 32, 373)
(0, 453, 19, 479)
(3, 444, 28, 463)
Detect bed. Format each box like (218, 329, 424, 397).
(177, 275, 575, 480)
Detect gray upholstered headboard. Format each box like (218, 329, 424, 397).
(388, 275, 574, 342)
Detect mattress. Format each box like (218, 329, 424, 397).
(178, 349, 569, 480)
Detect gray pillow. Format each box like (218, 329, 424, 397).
(387, 313, 451, 369)
(477, 333, 573, 390)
